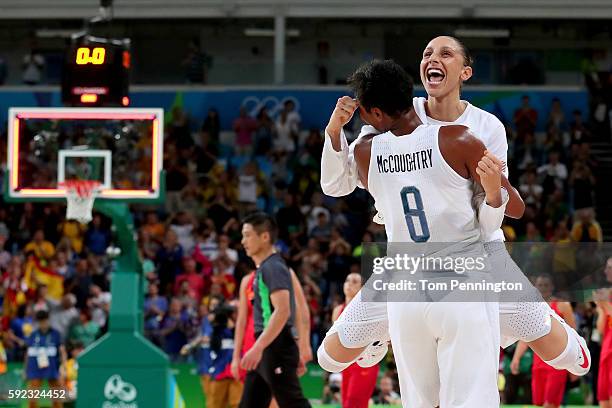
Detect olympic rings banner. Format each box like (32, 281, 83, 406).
(0, 86, 588, 132)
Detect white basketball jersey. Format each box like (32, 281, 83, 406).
(412, 97, 508, 242)
(367, 125, 480, 244)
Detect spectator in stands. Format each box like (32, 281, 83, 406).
(521, 222, 543, 243)
(232, 107, 257, 156)
(547, 98, 567, 132)
(275, 192, 306, 244)
(31, 285, 52, 314)
(569, 161, 596, 211)
(212, 234, 238, 276)
(155, 230, 184, 295)
(53, 251, 70, 278)
(237, 161, 260, 208)
(324, 240, 352, 302)
(519, 169, 543, 210)
(49, 294, 78, 341)
(302, 192, 331, 234)
(514, 95, 538, 140)
(182, 38, 210, 84)
(160, 298, 189, 362)
(141, 211, 166, 244)
(254, 107, 274, 156)
(68, 309, 100, 348)
(352, 231, 381, 258)
(538, 150, 568, 196)
(310, 212, 333, 247)
(273, 109, 298, 157)
(543, 188, 569, 225)
(64, 341, 84, 402)
(207, 188, 239, 235)
(194, 131, 218, 174)
(322, 372, 342, 404)
(58, 219, 86, 254)
(570, 109, 591, 145)
(571, 208, 603, 242)
(0, 231, 11, 271)
(284, 100, 301, 133)
(0, 332, 6, 376)
(373, 376, 401, 405)
(144, 282, 167, 345)
(84, 214, 111, 256)
(65, 259, 92, 309)
(88, 285, 110, 329)
(515, 133, 541, 171)
(174, 257, 206, 301)
(542, 125, 564, 157)
(202, 108, 221, 147)
(291, 238, 324, 275)
(24, 230, 55, 263)
(170, 211, 196, 254)
(25, 310, 65, 408)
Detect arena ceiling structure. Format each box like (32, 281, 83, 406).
(2, 0, 612, 19)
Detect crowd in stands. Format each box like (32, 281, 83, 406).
(0, 95, 610, 406)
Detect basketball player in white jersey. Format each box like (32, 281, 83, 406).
(317, 36, 590, 388)
(350, 58, 508, 406)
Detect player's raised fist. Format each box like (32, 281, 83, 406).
(326, 96, 359, 136)
(475, 150, 503, 207)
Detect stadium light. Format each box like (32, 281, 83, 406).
(453, 29, 510, 38)
(244, 28, 300, 37)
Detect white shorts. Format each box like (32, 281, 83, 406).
(388, 301, 500, 407)
(324, 243, 551, 349)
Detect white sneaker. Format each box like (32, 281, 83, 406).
(355, 340, 388, 368)
(568, 333, 591, 376)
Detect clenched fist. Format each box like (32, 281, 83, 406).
(326, 96, 359, 144)
(475, 150, 503, 207)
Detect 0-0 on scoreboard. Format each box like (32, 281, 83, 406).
(61, 36, 131, 107)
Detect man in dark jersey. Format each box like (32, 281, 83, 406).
(238, 212, 310, 408)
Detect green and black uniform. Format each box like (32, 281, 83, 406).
(239, 253, 310, 408)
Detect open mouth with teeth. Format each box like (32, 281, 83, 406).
(426, 68, 445, 85)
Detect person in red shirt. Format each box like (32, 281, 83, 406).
(174, 257, 206, 299)
(332, 272, 379, 408)
(594, 257, 612, 408)
(511, 274, 575, 408)
(513, 95, 538, 139)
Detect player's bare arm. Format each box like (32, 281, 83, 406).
(231, 273, 251, 379)
(290, 268, 313, 372)
(438, 125, 525, 218)
(352, 134, 376, 189)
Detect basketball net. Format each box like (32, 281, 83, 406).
(59, 180, 101, 224)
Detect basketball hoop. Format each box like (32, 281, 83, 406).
(59, 180, 102, 224)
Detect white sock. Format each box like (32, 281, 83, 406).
(544, 318, 579, 370)
(317, 342, 354, 373)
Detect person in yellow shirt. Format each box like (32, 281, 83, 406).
(571, 208, 603, 243)
(24, 230, 55, 263)
(63, 342, 85, 403)
(58, 220, 86, 254)
(0, 331, 7, 375)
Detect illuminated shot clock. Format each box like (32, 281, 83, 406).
(62, 36, 131, 107)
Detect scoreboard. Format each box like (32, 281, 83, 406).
(61, 36, 131, 107)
